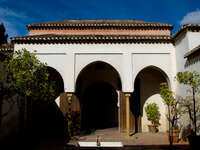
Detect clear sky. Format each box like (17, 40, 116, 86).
(1, 0, 200, 39)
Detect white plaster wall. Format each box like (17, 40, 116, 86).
(75, 54, 122, 83)
(142, 94, 167, 132)
(174, 32, 200, 97)
(14, 43, 174, 94)
(175, 33, 189, 72)
(174, 33, 190, 97)
(185, 31, 200, 75)
(14, 44, 74, 92)
(132, 54, 171, 87)
(142, 94, 168, 132)
(73, 43, 174, 92)
(188, 32, 200, 50)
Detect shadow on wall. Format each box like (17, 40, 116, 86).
(0, 95, 21, 148)
(185, 53, 200, 68)
(28, 101, 69, 150)
(0, 99, 69, 150)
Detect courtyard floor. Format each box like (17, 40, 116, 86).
(67, 128, 190, 150)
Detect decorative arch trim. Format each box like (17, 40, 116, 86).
(133, 65, 171, 89)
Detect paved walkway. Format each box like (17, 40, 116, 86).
(67, 128, 190, 149)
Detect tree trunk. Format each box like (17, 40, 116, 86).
(192, 87, 197, 136)
(0, 95, 3, 127)
(24, 96, 28, 131)
(168, 105, 172, 145)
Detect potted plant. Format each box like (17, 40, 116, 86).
(176, 71, 200, 149)
(160, 83, 182, 145)
(145, 102, 160, 133)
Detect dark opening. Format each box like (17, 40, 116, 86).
(81, 82, 118, 131)
(131, 77, 141, 133)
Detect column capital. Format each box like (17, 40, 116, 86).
(124, 93, 131, 97)
(66, 92, 74, 97)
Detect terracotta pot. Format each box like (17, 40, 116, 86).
(148, 125, 158, 133)
(167, 130, 180, 143)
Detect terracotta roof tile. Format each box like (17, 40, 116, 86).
(173, 24, 200, 42)
(27, 20, 173, 30)
(0, 44, 14, 53)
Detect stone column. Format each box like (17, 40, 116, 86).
(125, 93, 131, 138)
(67, 93, 73, 137)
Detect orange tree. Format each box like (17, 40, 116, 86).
(160, 83, 182, 145)
(176, 71, 200, 136)
(4, 49, 55, 131)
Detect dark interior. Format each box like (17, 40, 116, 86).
(131, 77, 141, 133)
(81, 82, 118, 131)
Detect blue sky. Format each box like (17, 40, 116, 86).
(1, 0, 200, 40)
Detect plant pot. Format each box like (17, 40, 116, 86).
(167, 130, 180, 143)
(188, 135, 200, 149)
(148, 125, 158, 133)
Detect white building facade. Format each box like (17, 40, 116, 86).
(4, 20, 200, 135)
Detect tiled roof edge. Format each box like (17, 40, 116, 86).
(27, 21, 173, 30)
(0, 44, 14, 53)
(11, 34, 172, 44)
(173, 24, 200, 42)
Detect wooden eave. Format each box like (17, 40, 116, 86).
(11, 34, 172, 44)
(184, 44, 200, 58)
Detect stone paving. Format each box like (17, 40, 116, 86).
(67, 128, 190, 148)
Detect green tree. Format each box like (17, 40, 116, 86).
(176, 71, 200, 136)
(0, 23, 8, 46)
(160, 83, 181, 145)
(2, 49, 56, 132)
(145, 102, 160, 126)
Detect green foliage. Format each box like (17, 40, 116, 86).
(160, 83, 175, 106)
(160, 82, 182, 145)
(145, 102, 160, 126)
(8, 49, 55, 102)
(176, 71, 200, 93)
(176, 71, 200, 135)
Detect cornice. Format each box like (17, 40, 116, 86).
(11, 34, 172, 44)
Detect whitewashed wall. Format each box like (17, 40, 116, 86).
(14, 43, 175, 93)
(175, 31, 200, 97)
(14, 42, 176, 132)
(142, 94, 167, 132)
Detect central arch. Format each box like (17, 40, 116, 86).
(75, 61, 122, 131)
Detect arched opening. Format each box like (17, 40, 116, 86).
(132, 66, 169, 133)
(47, 66, 64, 100)
(75, 61, 122, 132)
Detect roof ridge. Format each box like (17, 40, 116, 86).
(28, 20, 171, 25)
(26, 20, 173, 29)
(11, 34, 171, 39)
